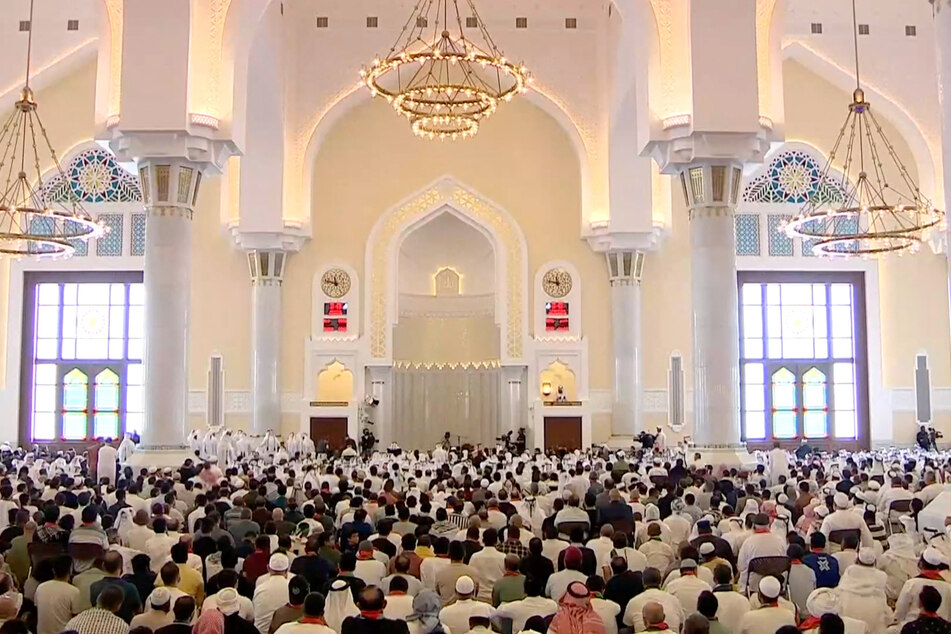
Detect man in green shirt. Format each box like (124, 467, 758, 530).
(491, 555, 526, 607)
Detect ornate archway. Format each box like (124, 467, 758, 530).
(364, 177, 529, 365)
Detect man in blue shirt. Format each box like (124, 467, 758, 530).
(803, 532, 840, 588)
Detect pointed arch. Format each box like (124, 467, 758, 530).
(364, 177, 529, 364)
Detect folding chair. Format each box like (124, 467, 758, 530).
(28, 542, 65, 568)
(745, 556, 791, 598)
(554, 520, 590, 542)
(886, 499, 913, 535)
(827, 529, 861, 553)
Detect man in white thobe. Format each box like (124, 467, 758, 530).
(836, 549, 892, 634)
(737, 514, 787, 591)
(202, 428, 219, 460)
(117, 433, 136, 465)
(820, 493, 874, 548)
(216, 431, 235, 468)
(767, 442, 789, 486)
(97, 442, 118, 485)
(739, 577, 796, 634)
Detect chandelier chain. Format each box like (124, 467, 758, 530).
(851, 0, 861, 90)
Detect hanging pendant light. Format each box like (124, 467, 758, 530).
(360, 0, 532, 140)
(0, 0, 104, 258)
(783, 0, 943, 257)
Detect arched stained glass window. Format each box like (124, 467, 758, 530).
(62, 369, 88, 441)
(771, 368, 797, 439)
(94, 369, 120, 439)
(803, 367, 829, 438)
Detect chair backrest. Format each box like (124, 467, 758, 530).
(67, 542, 105, 562)
(608, 517, 636, 539)
(555, 521, 589, 541)
(28, 541, 65, 567)
(748, 556, 792, 581)
(827, 529, 860, 546)
(889, 499, 913, 514)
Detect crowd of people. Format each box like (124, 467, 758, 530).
(1, 431, 951, 634)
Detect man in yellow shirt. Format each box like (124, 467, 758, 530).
(158, 543, 205, 607)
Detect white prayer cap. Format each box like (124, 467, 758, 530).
(652, 457, 661, 465)
(858, 548, 877, 565)
(150, 588, 171, 607)
(217, 588, 240, 615)
(868, 480, 881, 491)
(924, 547, 947, 567)
(699, 542, 716, 556)
(777, 494, 789, 504)
(833, 492, 850, 509)
(815, 506, 829, 518)
(455, 575, 475, 595)
(758, 576, 782, 599)
(480, 479, 489, 488)
(268, 553, 289, 572)
(806, 588, 840, 617)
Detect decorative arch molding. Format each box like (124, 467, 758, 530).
(782, 41, 939, 202)
(364, 177, 529, 364)
(296, 84, 593, 226)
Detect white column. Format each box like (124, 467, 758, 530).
(606, 251, 645, 438)
(139, 160, 204, 449)
(933, 2, 951, 343)
(500, 365, 526, 436)
(680, 164, 745, 452)
(248, 250, 287, 434)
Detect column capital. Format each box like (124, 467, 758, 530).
(644, 129, 771, 177)
(246, 249, 291, 286)
(108, 130, 236, 175)
(605, 251, 645, 286)
(230, 228, 309, 253)
(135, 160, 206, 217)
(674, 162, 746, 217)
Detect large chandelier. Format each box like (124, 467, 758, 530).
(360, 0, 532, 140)
(783, 0, 942, 257)
(0, 0, 103, 258)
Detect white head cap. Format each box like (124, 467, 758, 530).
(806, 588, 840, 617)
(758, 576, 782, 599)
(857, 548, 876, 565)
(833, 492, 850, 509)
(455, 575, 475, 595)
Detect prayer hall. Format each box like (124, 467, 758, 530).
(1, 0, 951, 462)
(10, 6, 951, 634)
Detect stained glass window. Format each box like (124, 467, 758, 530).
(41, 148, 142, 203)
(742, 149, 847, 205)
(738, 274, 866, 446)
(25, 274, 144, 442)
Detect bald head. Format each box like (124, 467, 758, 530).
(643, 602, 666, 627)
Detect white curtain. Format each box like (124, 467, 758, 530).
(392, 366, 501, 449)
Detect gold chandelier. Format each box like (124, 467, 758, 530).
(360, 0, 532, 140)
(783, 0, 942, 257)
(0, 0, 103, 258)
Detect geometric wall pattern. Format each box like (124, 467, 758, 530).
(742, 149, 847, 205)
(42, 148, 142, 203)
(735, 214, 761, 256)
(767, 214, 794, 256)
